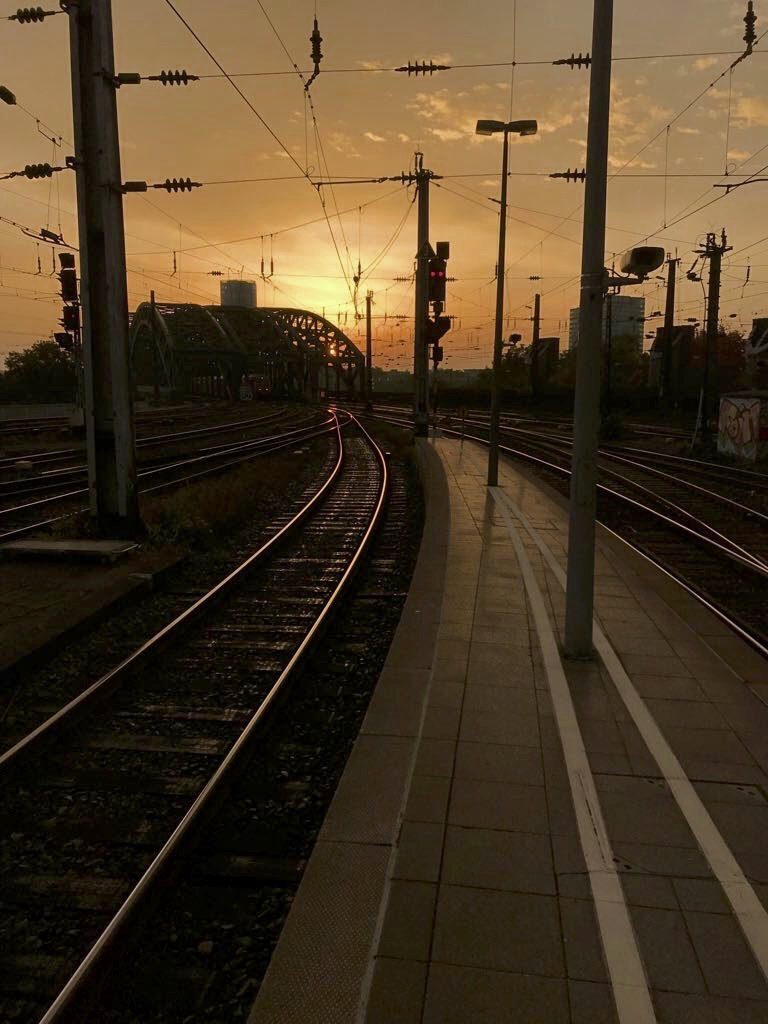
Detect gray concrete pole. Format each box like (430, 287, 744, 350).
(365, 290, 373, 411)
(487, 129, 510, 486)
(532, 292, 541, 348)
(660, 257, 677, 399)
(703, 234, 724, 442)
(65, 0, 139, 535)
(413, 170, 430, 437)
(564, 0, 614, 659)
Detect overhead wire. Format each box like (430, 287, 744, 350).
(250, 0, 357, 302)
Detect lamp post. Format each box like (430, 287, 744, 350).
(475, 118, 537, 486)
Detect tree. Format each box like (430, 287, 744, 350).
(0, 340, 77, 403)
(500, 336, 530, 391)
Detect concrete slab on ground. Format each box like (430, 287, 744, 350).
(0, 539, 139, 563)
(0, 545, 181, 679)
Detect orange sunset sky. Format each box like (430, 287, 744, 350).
(1, 0, 767, 370)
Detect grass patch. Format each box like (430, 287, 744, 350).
(51, 438, 330, 551)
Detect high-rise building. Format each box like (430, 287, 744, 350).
(220, 279, 257, 308)
(568, 294, 645, 352)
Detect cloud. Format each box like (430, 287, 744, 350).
(429, 127, 465, 142)
(397, 133, 410, 143)
(677, 126, 701, 135)
(608, 155, 656, 170)
(734, 96, 768, 127)
(327, 131, 361, 158)
(694, 57, 719, 70)
(363, 131, 386, 143)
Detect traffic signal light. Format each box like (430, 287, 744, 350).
(428, 257, 447, 303)
(61, 305, 80, 332)
(58, 252, 78, 303)
(425, 316, 451, 344)
(54, 332, 74, 351)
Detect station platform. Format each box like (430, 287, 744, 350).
(249, 436, 768, 1024)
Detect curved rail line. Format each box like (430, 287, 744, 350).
(0, 407, 308, 493)
(1, 412, 388, 1024)
(0, 413, 343, 543)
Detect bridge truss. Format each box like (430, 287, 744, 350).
(129, 302, 365, 400)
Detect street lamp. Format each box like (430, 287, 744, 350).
(475, 118, 538, 485)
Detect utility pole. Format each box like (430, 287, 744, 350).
(700, 230, 730, 443)
(63, 0, 139, 535)
(413, 154, 432, 437)
(660, 256, 679, 399)
(365, 290, 373, 411)
(564, 0, 614, 659)
(487, 130, 510, 485)
(532, 292, 541, 349)
(530, 292, 542, 398)
(602, 293, 613, 416)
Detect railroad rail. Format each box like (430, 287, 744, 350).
(0, 406, 299, 485)
(0, 413, 388, 1023)
(0, 409, 337, 541)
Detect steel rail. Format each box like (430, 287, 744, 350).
(597, 520, 768, 662)
(443, 413, 768, 568)
(0, 411, 318, 502)
(0, 406, 297, 474)
(597, 449, 768, 525)
(358, 409, 768, 652)
(0, 408, 309, 488)
(0, 415, 345, 771)
(0, 416, 339, 519)
(602, 443, 768, 486)
(0, 416, 347, 544)
(31, 412, 388, 1024)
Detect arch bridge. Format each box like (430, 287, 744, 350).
(129, 301, 365, 400)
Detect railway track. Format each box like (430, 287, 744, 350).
(354, 403, 768, 654)
(0, 406, 300, 490)
(0, 401, 231, 440)
(0, 413, 388, 1023)
(0, 409, 338, 542)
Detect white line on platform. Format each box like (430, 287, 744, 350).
(490, 488, 657, 1024)
(492, 484, 768, 986)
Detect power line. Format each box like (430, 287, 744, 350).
(129, 185, 403, 256)
(160, 0, 308, 180)
(180, 50, 768, 79)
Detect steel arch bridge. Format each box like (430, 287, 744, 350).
(129, 301, 365, 400)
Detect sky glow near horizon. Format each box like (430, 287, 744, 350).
(1, 0, 767, 371)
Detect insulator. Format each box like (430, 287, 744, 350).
(23, 162, 54, 178)
(310, 18, 323, 65)
(156, 177, 201, 192)
(11, 6, 48, 22)
(550, 167, 586, 183)
(744, 0, 757, 47)
(553, 52, 591, 69)
(0, 85, 17, 105)
(151, 69, 198, 86)
(395, 61, 450, 76)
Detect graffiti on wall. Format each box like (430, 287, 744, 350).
(717, 396, 763, 461)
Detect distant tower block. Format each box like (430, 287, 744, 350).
(220, 279, 257, 308)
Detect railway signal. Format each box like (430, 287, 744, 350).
(428, 256, 447, 304)
(58, 251, 78, 303)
